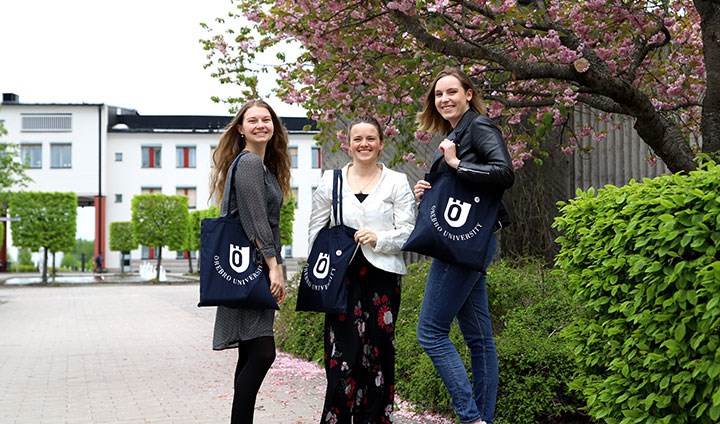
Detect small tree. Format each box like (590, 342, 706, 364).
(279, 194, 295, 249)
(193, 206, 220, 272)
(110, 222, 138, 273)
(131, 194, 189, 281)
(169, 212, 194, 274)
(9, 192, 77, 284)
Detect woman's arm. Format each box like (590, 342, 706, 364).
(368, 174, 417, 253)
(308, 170, 334, 249)
(233, 153, 281, 262)
(456, 117, 515, 189)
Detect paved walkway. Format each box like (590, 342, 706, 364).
(0, 279, 450, 424)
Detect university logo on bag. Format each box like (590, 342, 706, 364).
(429, 195, 484, 241)
(303, 249, 343, 291)
(212, 242, 264, 286)
(229, 244, 250, 273)
(312, 252, 331, 279)
(444, 197, 471, 228)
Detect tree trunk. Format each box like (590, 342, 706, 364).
(42, 248, 48, 284)
(155, 249, 162, 281)
(187, 251, 193, 274)
(696, 0, 720, 157)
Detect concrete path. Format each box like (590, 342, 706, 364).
(0, 281, 450, 424)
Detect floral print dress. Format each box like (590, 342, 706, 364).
(321, 250, 402, 424)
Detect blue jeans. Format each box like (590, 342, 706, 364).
(416, 236, 498, 424)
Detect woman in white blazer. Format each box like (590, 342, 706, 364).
(308, 116, 416, 424)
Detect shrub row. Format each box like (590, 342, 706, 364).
(276, 257, 589, 423)
(555, 162, 720, 423)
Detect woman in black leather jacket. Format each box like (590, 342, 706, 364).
(413, 67, 514, 424)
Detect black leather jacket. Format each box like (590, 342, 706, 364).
(429, 109, 515, 227)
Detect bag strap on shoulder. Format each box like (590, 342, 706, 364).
(332, 169, 344, 226)
(221, 151, 249, 218)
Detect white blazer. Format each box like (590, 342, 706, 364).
(308, 163, 417, 275)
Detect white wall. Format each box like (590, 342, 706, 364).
(1, 103, 321, 271)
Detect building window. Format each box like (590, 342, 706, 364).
(115, 152, 123, 161)
(210, 145, 217, 167)
(311, 147, 321, 169)
(21, 114, 72, 132)
(141, 246, 159, 260)
(141, 187, 161, 194)
(176, 187, 197, 209)
(50, 143, 72, 168)
(115, 194, 123, 203)
(176, 250, 197, 259)
(284, 245, 293, 258)
(20, 144, 42, 168)
(141, 146, 161, 168)
(289, 147, 298, 168)
(176, 146, 196, 168)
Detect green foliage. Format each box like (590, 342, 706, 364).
(554, 162, 720, 423)
(276, 258, 587, 422)
(9, 192, 77, 283)
(280, 194, 295, 247)
(60, 252, 79, 270)
(274, 266, 326, 363)
(131, 194, 189, 278)
(109, 222, 137, 252)
(17, 247, 33, 266)
(492, 261, 587, 424)
(192, 206, 221, 273)
(188, 211, 204, 253)
(0, 143, 32, 190)
(62, 238, 94, 271)
(73, 239, 94, 260)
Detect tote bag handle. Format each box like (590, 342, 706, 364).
(220, 151, 251, 218)
(331, 169, 345, 226)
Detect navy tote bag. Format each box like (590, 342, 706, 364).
(402, 170, 502, 273)
(296, 169, 358, 314)
(198, 152, 279, 310)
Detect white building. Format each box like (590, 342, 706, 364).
(0, 93, 321, 271)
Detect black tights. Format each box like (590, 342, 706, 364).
(231, 336, 276, 424)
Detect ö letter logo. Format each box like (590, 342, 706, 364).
(229, 243, 250, 273)
(444, 197, 471, 228)
(313, 252, 330, 279)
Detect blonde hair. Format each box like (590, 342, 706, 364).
(416, 67, 487, 135)
(209, 99, 291, 203)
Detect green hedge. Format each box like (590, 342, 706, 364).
(555, 162, 720, 423)
(276, 258, 588, 423)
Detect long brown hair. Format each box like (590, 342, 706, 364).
(416, 67, 487, 135)
(209, 99, 292, 204)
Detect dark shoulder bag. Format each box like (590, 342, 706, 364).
(197, 152, 279, 309)
(296, 169, 358, 314)
(402, 170, 501, 272)
(402, 118, 503, 273)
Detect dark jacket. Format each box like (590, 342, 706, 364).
(429, 109, 515, 228)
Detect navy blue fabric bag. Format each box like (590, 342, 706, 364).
(402, 170, 502, 273)
(296, 169, 358, 314)
(198, 153, 279, 310)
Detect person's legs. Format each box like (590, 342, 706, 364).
(417, 259, 483, 423)
(456, 236, 498, 423)
(231, 336, 276, 424)
(321, 264, 363, 424)
(354, 267, 401, 424)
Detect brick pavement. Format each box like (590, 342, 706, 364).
(0, 281, 447, 424)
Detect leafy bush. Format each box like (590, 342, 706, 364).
(555, 162, 720, 423)
(277, 257, 588, 423)
(274, 267, 326, 364)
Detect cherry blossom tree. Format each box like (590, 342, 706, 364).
(201, 0, 719, 173)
